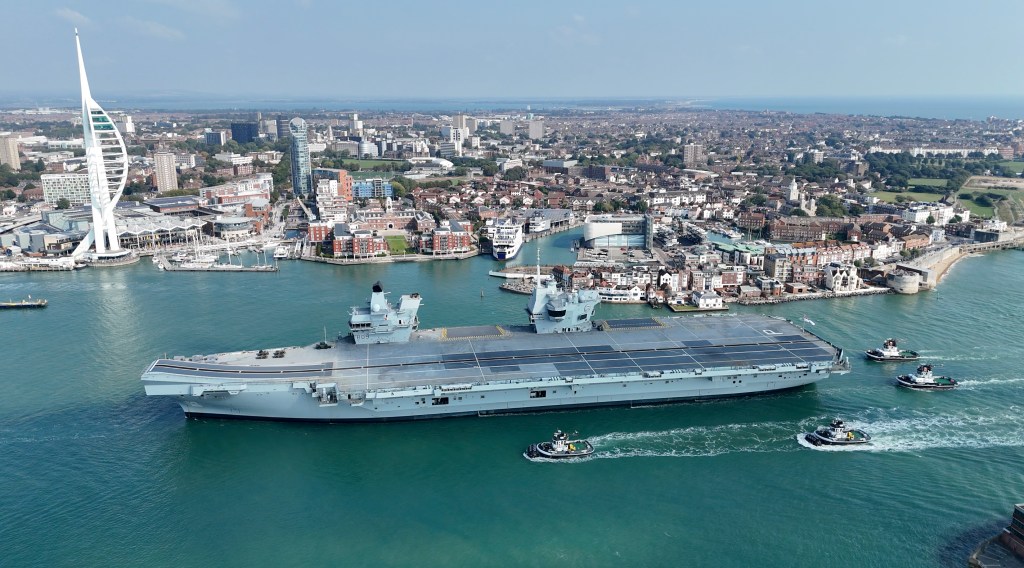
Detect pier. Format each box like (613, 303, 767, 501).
(153, 256, 278, 272)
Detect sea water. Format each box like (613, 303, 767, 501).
(1, 234, 1021, 567)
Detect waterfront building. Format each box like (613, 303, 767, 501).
(1, 136, 22, 171)
(307, 221, 334, 243)
(230, 122, 260, 144)
(289, 118, 311, 195)
(823, 262, 862, 292)
(420, 220, 473, 255)
(153, 152, 178, 192)
(41, 173, 90, 206)
(332, 224, 387, 258)
(211, 216, 254, 241)
(582, 213, 652, 249)
(204, 131, 226, 146)
(71, 31, 129, 259)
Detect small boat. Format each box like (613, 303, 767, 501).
(896, 363, 957, 390)
(525, 430, 594, 460)
(802, 418, 870, 446)
(0, 297, 47, 309)
(866, 338, 920, 362)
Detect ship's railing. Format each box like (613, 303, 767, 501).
(350, 360, 829, 396)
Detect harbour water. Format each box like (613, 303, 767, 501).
(2, 231, 1022, 567)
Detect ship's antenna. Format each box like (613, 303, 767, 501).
(536, 247, 541, 282)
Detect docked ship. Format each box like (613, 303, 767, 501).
(489, 218, 524, 261)
(141, 279, 851, 422)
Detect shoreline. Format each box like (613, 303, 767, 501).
(926, 248, 971, 284)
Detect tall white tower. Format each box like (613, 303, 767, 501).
(72, 30, 129, 258)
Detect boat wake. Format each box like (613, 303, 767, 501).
(954, 377, 1024, 390)
(559, 407, 1024, 459)
(585, 421, 804, 459)
(797, 408, 1024, 453)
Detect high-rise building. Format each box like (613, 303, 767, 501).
(453, 114, 468, 129)
(41, 173, 90, 205)
(154, 152, 178, 192)
(276, 116, 291, 140)
(289, 118, 311, 195)
(205, 130, 226, 146)
(0, 136, 20, 171)
(683, 143, 705, 166)
(71, 30, 129, 258)
(499, 120, 515, 136)
(230, 122, 260, 144)
(528, 120, 545, 141)
(112, 114, 135, 136)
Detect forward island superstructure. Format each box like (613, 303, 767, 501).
(142, 279, 850, 422)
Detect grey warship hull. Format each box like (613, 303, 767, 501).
(142, 314, 850, 422)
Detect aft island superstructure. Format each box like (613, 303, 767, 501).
(142, 280, 850, 422)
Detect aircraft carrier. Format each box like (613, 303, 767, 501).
(142, 279, 851, 421)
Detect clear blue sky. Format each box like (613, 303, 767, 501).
(4, 0, 1024, 101)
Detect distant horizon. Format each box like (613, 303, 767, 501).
(2, 94, 1023, 121)
(5, 2, 1024, 109)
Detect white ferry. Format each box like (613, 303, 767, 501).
(489, 218, 524, 261)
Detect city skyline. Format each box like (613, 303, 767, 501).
(4, 0, 1024, 102)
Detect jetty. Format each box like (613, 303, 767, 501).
(0, 298, 47, 309)
(153, 255, 278, 272)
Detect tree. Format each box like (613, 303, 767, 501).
(390, 180, 407, 199)
(502, 166, 527, 181)
(56, 198, 71, 209)
(790, 208, 809, 217)
(926, 215, 935, 225)
(815, 195, 847, 217)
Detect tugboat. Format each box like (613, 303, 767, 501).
(865, 338, 920, 362)
(802, 418, 871, 446)
(896, 363, 957, 390)
(524, 430, 594, 460)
